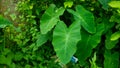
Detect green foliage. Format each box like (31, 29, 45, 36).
(52, 21, 81, 64)
(0, 0, 120, 68)
(109, 1, 120, 8)
(111, 31, 120, 41)
(105, 31, 118, 49)
(98, 0, 111, 10)
(0, 15, 12, 28)
(89, 52, 101, 68)
(64, 1, 73, 8)
(104, 50, 119, 68)
(67, 5, 96, 34)
(40, 4, 65, 34)
(76, 23, 104, 66)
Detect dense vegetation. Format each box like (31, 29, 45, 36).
(0, 0, 120, 68)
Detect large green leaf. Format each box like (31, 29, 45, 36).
(76, 23, 104, 66)
(40, 4, 65, 34)
(105, 31, 118, 49)
(98, 0, 111, 10)
(104, 50, 119, 68)
(0, 15, 12, 28)
(67, 5, 96, 34)
(52, 21, 81, 64)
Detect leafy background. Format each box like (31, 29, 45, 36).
(0, 0, 120, 68)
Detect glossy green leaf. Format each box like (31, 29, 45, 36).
(105, 31, 118, 49)
(110, 31, 120, 41)
(67, 5, 96, 34)
(40, 4, 65, 34)
(76, 23, 104, 66)
(0, 15, 12, 28)
(109, 1, 120, 8)
(104, 50, 119, 68)
(52, 21, 81, 64)
(98, 0, 111, 10)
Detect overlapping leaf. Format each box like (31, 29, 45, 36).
(98, 0, 111, 10)
(36, 33, 49, 47)
(52, 21, 81, 64)
(76, 23, 104, 66)
(67, 5, 96, 34)
(104, 50, 119, 68)
(40, 4, 65, 34)
(105, 31, 118, 49)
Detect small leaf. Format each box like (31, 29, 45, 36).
(67, 5, 96, 33)
(64, 1, 73, 8)
(40, 4, 65, 34)
(9, 13, 16, 21)
(110, 31, 120, 41)
(105, 31, 118, 49)
(104, 50, 119, 68)
(109, 1, 120, 8)
(52, 21, 81, 64)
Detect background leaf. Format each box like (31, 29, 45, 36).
(40, 4, 65, 34)
(98, 0, 111, 10)
(67, 5, 96, 34)
(52, 21, 81, 64)
(110, 31, 120, 41)
(105, 31, 118, 49)
(108, 1, 120, 8)
(0, 15, 12, 28)
(104, 50, 119, 68)
(36, 33, 49, 47)
(64, 1, 73, 8)
(76, 23, 104, 66)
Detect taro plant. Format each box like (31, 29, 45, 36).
(37, 3, 104, 66)
(0, 0, 120, 68)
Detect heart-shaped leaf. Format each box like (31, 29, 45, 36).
(40, 4, 65, 34)
(52, 21, 81, 64)
(67, 5, 96, 34)
(76, 23, 104, 66)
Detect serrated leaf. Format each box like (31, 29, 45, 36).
(105, 31, 118, 49)
(110, 31, 120, 41)
(67, 5, 96, 34)
(76, 23, 104, 66)
(40, 4, 65, 34)
(52, 21, 81, 64)
(109, 1, 120, 8)
(98, 0, 111, 10)
(0, 15, 12, 28)
(104, 50, 119, 68)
